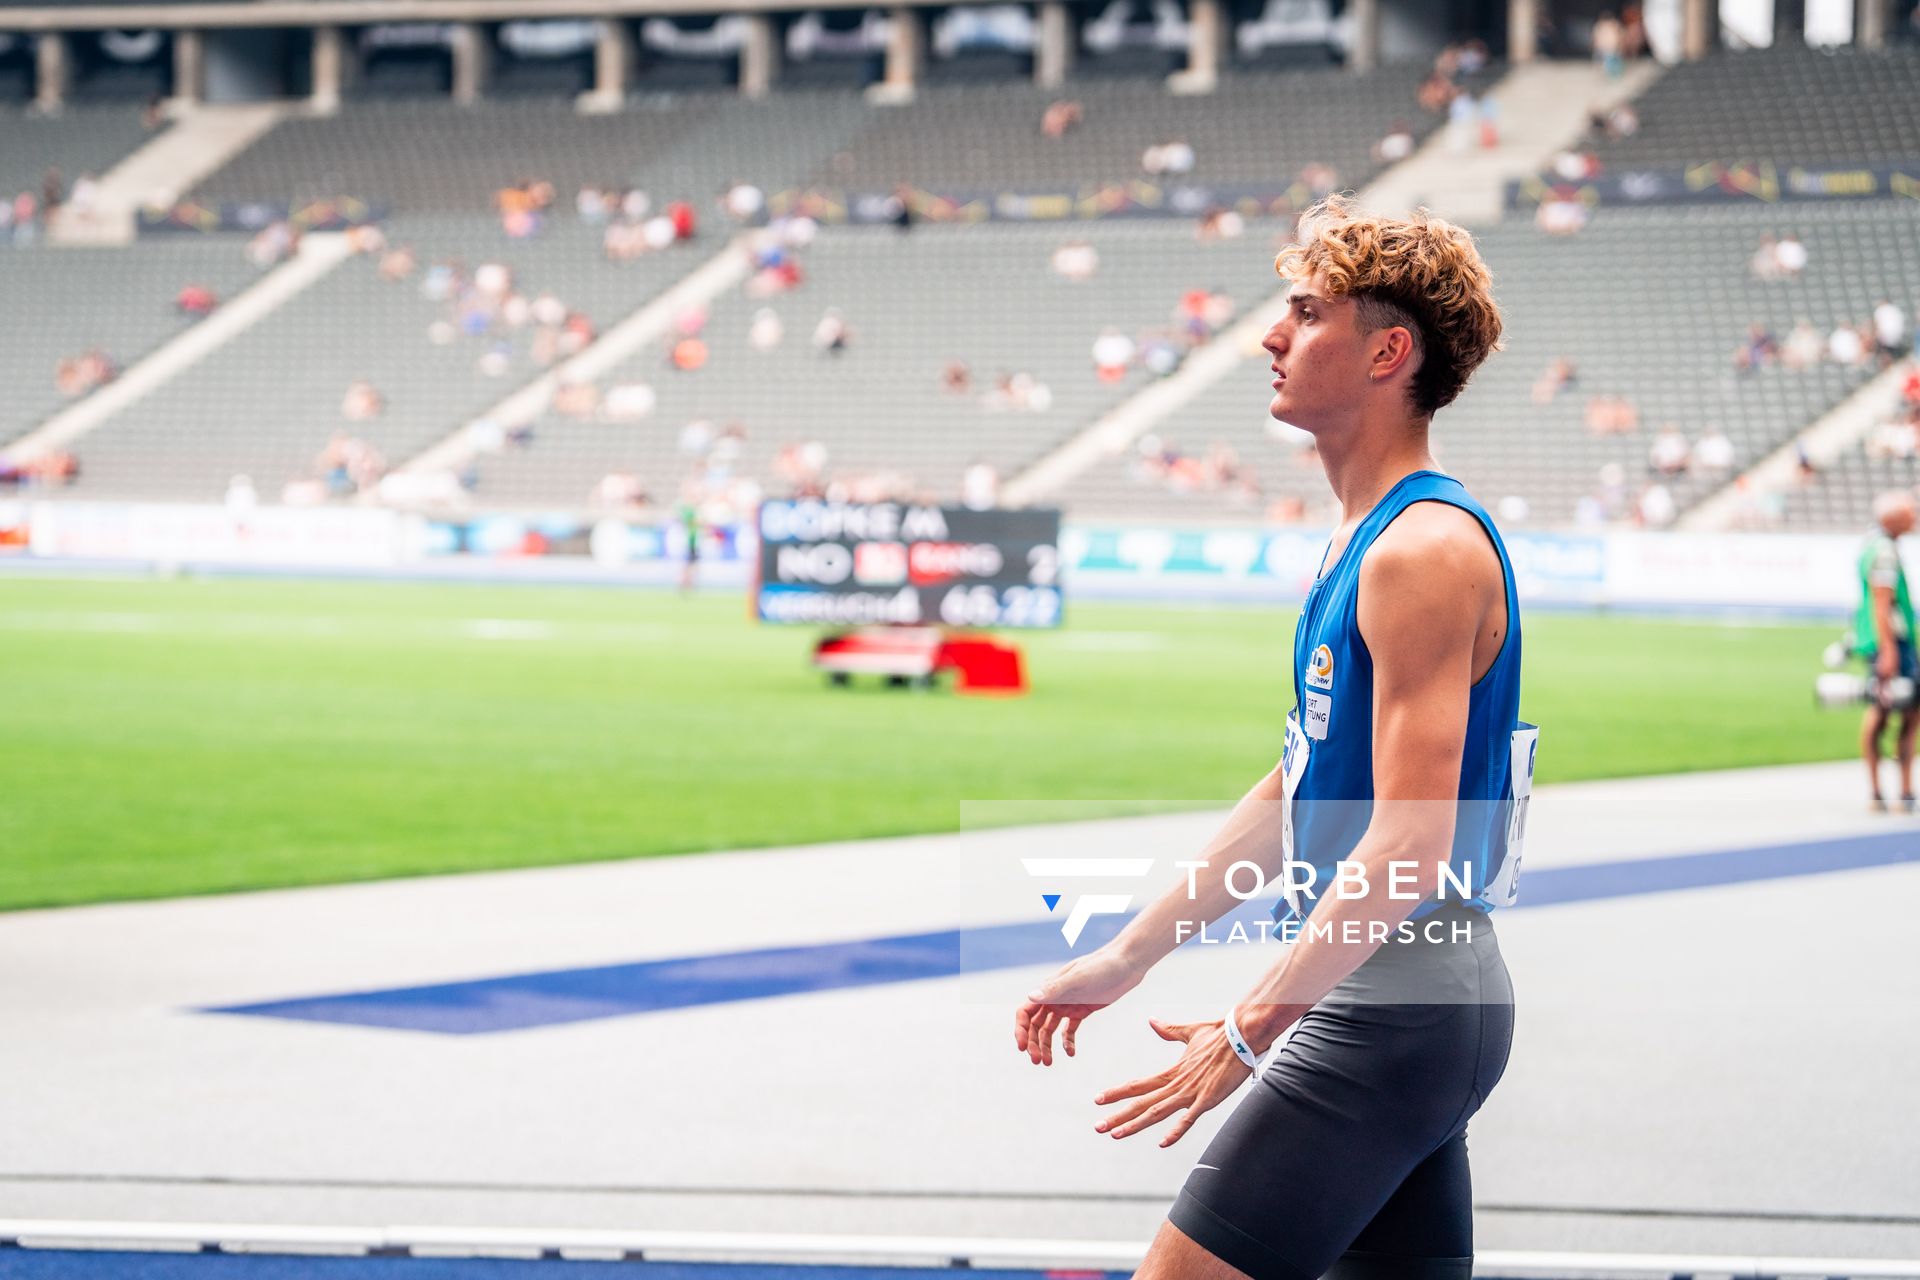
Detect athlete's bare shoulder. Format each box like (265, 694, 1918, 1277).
(1359, 500, 1506, 658)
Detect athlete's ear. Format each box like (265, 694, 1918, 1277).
(1371, 326, 1418, 383)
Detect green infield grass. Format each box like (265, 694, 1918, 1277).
(1, 575, 1854, 911)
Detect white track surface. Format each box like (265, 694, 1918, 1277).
(3, 760, 1916, 1262)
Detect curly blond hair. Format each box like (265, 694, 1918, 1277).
(1275, 196, 1503, 418)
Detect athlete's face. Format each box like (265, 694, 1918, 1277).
(1260, 272, 1373, 434)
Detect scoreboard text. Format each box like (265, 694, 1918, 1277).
(756, 501, 1063, 628)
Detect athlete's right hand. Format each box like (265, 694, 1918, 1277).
(1877, 648, 1899, 681)
(1015, 948, 1144, 1066)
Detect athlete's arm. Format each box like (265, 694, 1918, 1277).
(1231, 504, 1501, 1049)
(1873, 582, 1898, 680)
(1090, 505, 1502, 1146)
(1015, 765, 1291, 1065)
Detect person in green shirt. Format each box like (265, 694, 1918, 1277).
(1857, 491, 1918, 813)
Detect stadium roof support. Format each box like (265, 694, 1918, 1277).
(1508, 0, 1537, 63)
(33, 31, 65, 112)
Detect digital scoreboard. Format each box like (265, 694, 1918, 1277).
(756, 501, 1063, 628)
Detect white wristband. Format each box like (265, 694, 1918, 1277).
(1223, 1008, 1262, 1071)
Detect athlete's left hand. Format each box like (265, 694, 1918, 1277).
(1092, 1017, 1251, 1148)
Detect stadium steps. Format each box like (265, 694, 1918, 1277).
(49, 103, 287, 247)
(1360, 57, 1663, 228)
(0, 233, 355, 469)
(1678, 356, 1917, 532)
(387, 235, 755, 496)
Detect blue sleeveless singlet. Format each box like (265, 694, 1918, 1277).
(1276, 470, 1535, 924)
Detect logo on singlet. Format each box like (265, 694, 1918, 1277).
(1305, 644, 1335, 690)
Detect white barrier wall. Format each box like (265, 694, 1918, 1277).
(0, 500, 1908, 615)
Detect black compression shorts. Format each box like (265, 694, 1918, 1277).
(1169, 903, 1515, 1280)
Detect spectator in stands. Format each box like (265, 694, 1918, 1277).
(315, 432, 384, 497)
(1637, 482, 1676, 527)
(680, 420, 715, 458)
(1749, 234, 1784, 282)
(1196, 207, 1244, 242)
(1417, 70, 1457, 114)
(1649, 425, 1691, 476)
(812, 309, 852, 356)
(1583, 394, 1638, 435)
(576, 186, 608, 224)
(644, 213, 679, 252)
(379, 245, 416, 281)
(1372, 120, 1416, 164)
(1176, 287, 1233, 342)
(1592, 12, 1624, 78)
(552, 380, 600, 418)
(1866, 410, 1919, 461)
(941, 361, 972, 396)
(1445, 89, 1478, 151)
(1873, 299, 1909, 364)
(722, 180, 765, 224)
(1535, 189, 1588, 235)
(1531, 356, 1577, 405)
(604, 219, 644, 262)
(1782, 319, 1824, 370)
(1297, 163, 1339, 200)
(175, 284, 218, 317)
(1830, 321, 1869, 368)
(55, 350, 117, 398)
(341, 380, 384, 421)
(1621, 3, 1646, 54)
(495, 180, 550, 239)
(671, 335, 709, 371)
(591, 469, 648, 512)
(247, 219, 296, 268)
(1786, 444, 1816, 485)
(1140, 331, 1183, 377)
(1476, 94, 1501, 148)
(665, 199, 697, 242)
(983, 371, 1052, 412)
(1693, 426, 1737, 474)
(1550, 148, 1599, 181)
(1142, 139, 1195, 178)
(1733, 322, 1778, 374)
(962, 461, 1000, 511)
(1041, 100, 1083, 139)
(1496, 495, 1530, 525)
(65, 173, 100, 224)
(1091, 327, 1135, 382)
(1775, 232, 1808, 276)
(603, 382, 658, 422)
(1051, 240, 1099, 281)
(749, 308, 785, 352)
(560, 312, 595, 358)
(0, 450, 79, 489)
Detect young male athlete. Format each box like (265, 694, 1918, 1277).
(1015, 197, 1524, 1280)
(1857, 490, 1918, 813)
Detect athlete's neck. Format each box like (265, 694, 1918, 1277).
(1316, 415, 1439, 523)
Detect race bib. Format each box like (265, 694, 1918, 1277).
(1279, 710, 1312, 921)
(1484, 722, 1538, 908)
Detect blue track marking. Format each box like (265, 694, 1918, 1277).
(205, 830, 1920, 1036)
(0, 1253, 1130, 1280)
